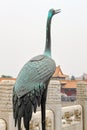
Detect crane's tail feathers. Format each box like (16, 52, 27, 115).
(13, 87, 44, 130)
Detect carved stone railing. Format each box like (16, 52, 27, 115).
(47, 80, 61, 130)
(77, 81, 87, 130)
(0, 79, 86, 130)
(21, 110, 54, 130)
(62, 105, 83, 130)
(0, 80, 15, 112)
(0, 79, 61, 130)
(0, 119, 6, 130)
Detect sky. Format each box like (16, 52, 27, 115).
(0, 0, 87, 78)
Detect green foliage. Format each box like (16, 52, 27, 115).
(71, 75, 75, 80)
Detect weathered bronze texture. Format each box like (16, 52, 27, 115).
(13, 9, 61, 130)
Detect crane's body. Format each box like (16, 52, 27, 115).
(13, 9, 61, 130)
(14, 55, 56, 98)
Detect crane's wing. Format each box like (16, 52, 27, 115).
(14, 55, 56, 98)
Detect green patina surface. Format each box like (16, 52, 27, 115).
(14, 55, 56, 97)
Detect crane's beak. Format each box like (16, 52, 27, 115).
(55, 9, 61, 14)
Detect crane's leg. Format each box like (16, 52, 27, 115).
(23, 121, 29, 130)
(18, 118, 21, 130)
(25, 123, 29, 130)
(41, 87, 48, 130)
(23, 118, 30, 130)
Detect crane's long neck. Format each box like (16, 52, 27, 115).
(44, 17, 52, 57)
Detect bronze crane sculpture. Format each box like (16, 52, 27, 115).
(13, 8, 61, 130)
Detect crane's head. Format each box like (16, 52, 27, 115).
(48, 9, 61, 19)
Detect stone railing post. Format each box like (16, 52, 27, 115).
(0, 80, 17, 130)
(46, 79, 62, 130)
(77, 81, 87, 130)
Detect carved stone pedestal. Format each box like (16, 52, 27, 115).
(47, 80, 62, 130)
(77, 81, 87, 130)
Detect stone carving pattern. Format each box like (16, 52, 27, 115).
(62, 105, 82, 127)
(77, 86, 87, 100)
(47, 81, 61, 104)
(21, 110, 53, 130)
